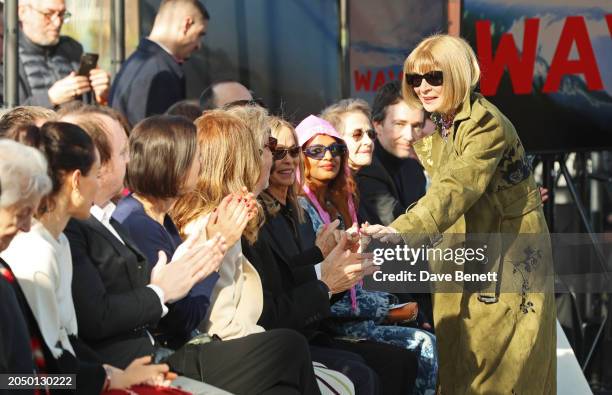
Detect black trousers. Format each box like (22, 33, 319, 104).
(166, 328, 319, 395)
(310, 345, 380, 395)
(328, 339, 418, 395)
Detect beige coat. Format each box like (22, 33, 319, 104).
(184, 216, 264, 340)
(390, 93, 557, 394)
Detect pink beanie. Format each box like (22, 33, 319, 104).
(295, 115, 344, 146)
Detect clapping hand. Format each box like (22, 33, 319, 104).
(206, 189, 256, 247)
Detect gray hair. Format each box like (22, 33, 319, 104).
(0, 139, 52, 208)
(320, 98, 372, 135)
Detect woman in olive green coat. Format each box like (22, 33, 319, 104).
(363, 34, 556, 394)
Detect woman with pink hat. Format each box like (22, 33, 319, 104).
(296, 115, 438, 395)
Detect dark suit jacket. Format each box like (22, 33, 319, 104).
(109, 38, 185, 125)
(65, 216, 162, 368)
(243, 202, 346, 341)
(356, 145, 426, 226)
(0, 259, 105, 394)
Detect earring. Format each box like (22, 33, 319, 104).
(71, 188, 82, 202)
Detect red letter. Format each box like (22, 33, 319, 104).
(372, 70, 386, 92)
(543, 16, 603, 93)
(476, 18, 540, 95)
(387, 69, 396, 81)
(606, 14, 612, 37)
(353, 70, 371, 92)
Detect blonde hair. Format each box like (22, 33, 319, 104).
(403, 34, 480, 114)
(224, 104, 271, 148)
(171, 110, 264, 244)
(320, 98, 372, 136)
(260, 117, 305, 222)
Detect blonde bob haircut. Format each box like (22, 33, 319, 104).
(403, 34, 480, 114)
(259, 116, 305, 223)
(171, 110, 264, 244)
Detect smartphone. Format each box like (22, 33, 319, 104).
(77, 53, 99, 76)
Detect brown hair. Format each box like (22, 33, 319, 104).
(0, 106, 56, 138)
(58, 104, 129, 165)
(126, 115, 197, 199)
(171, 110, 264, 244)
(8, 122, 97, 216)
(166, 99, 203, 122)
(57, 102, 131, 136)
(302, 136, 358, 228)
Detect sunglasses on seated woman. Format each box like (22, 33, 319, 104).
(303, 143, 347, 160)
(259, 136, 278, 155)
(273, 145, 301, 161)
(405, 70, 443, 87)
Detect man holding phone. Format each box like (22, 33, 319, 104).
(0, 0, 110, 107)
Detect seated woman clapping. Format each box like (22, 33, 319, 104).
(0, 124, 173, 393)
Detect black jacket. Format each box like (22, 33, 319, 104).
(356, 141, 426, 226)
(0, 32, 86, 107)
(0, 259, 104, 395)
(243, 200, 347, 341)
(110, 38, 186, 126)
(65, 216, 162, 368)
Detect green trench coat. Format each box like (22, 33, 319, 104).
(390, 93, 557, 394)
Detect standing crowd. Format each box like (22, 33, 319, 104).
(0, 1, 557, 395)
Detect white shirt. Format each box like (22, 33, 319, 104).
(90, 203, 168, 317)
(1, 220, 78, 358)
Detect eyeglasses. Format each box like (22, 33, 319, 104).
(273, 145, 301, 161)
(303, 143, 347, 160)
(350, 128, 376, 142)
(405, 71, 443, 87)
(29, 5, 72, 23)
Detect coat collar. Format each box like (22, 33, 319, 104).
(138, 38, 184, 77)
(262, 212, 300, 265)
(84, 215, 146, 262)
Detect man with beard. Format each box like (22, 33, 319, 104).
(1, 0, 110, 107)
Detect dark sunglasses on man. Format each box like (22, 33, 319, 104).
(405, 71, 443, 87)
(303, 143, 347, 160)
(273, 145, 301, 161)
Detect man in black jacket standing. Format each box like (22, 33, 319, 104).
(110, 0, 209, 125)
(357, 80, 437, 327)
(357, 80, 434, 226)
(0, 0, 111, 107)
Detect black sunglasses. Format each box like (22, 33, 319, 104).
(273, 145, 301, 161)
(351, 128, 376, 141)
(303, 143, 347, 160)
(405, 71, 444, 87)
(260, 136, 278, 155)
(265, 136, 278, 151)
